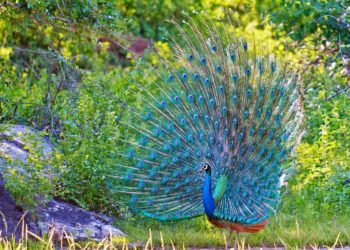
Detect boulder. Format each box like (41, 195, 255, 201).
(36, 199, 125, 241)
(0, 124, 125, 241)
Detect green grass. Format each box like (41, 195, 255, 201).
(0, 210, 348, 249)
(0, 195, 349, 249)
(118, 203, 350, 249)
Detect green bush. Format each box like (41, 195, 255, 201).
(0, 125, 57, 212)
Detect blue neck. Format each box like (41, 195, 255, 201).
(202, 170, 215, 217)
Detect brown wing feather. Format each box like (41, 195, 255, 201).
(208, 217, 268, 233)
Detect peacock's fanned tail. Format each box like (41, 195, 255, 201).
(111, 16, 303, 224)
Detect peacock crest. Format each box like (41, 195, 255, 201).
(111, 14, 303, 226)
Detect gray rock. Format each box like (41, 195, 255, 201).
(0, 124, 125, 241)
(36, 199, 125, 241)
(0, 124, 53, 159)
(0, 124, 55, 177)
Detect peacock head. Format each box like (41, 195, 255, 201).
(198, 164, 211, 173)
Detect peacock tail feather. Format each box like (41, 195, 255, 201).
(110, 14, 303, 225)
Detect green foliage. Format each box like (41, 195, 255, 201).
(115, 0, 202, 39)
(264, 0, 350, 95)
(292, 91, 350, 212)
(54, 69, 128, 212)
(0, 125, 57, 212)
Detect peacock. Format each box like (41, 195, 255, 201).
(111, 14, 303, 247)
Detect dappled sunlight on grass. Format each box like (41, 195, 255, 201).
(0, 213, 348, 249)
(119, 211, 350, 249)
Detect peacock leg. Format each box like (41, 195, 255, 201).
(234, 231, 239, 250)
(227, 229, 233, 249)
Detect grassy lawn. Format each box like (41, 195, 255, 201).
(118, 202, 350, 249)
(0, 205, 348, 249)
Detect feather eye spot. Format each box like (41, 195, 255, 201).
(139, 136, 148, 146)
(167, 123, 174, 131)
(247, 89, 252, 98)
(149, 152, 158, 160)
(136, 160, 145, 169)
(127, 149, 135, 159)
(222, 106, 227, 115)
(245, 67, 251, 78)
(259, 62, 264, 74)
(271, 89, 275, 97)
(209, 98, 215, 107)
(123, 171, 133, 181)
(270, 62, 276, 72)
(198, 132, 205, 141)
(232, 95, 238, 104)
(172, 156, 179, 163)
(163, 144, 170, 152)
(160, 100, 167, 108)
(173, 139, 181, 147)
(243, 110, 248, 119)
(232, 74, 238, 82)
(169, 74, 174, 81)
(145, 112, 153, 120)
(198, 95, 204, 103)
(183, 151, 190, 158)
(232, 118, 237, 126)
(187, 133, 193, 141)
(204, 115, 210, 124)
(266, 110, 271, 118)
(209, 136, 214, 144)
(200, 57, 206, 65)
(279, 88, 285, 96)
(154, 126, 162, 136)
(188, 54, 194, 61)
(258, 127, 264, 136)
(256, 109, 262, 118)
(193, 73, 200, 81)
(188, 94, 194, 102)
(173, 95, 180, 103)
(214, 120, 219, 129)
(243, 42, 248, 51)
(259, 87, 265, 97)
